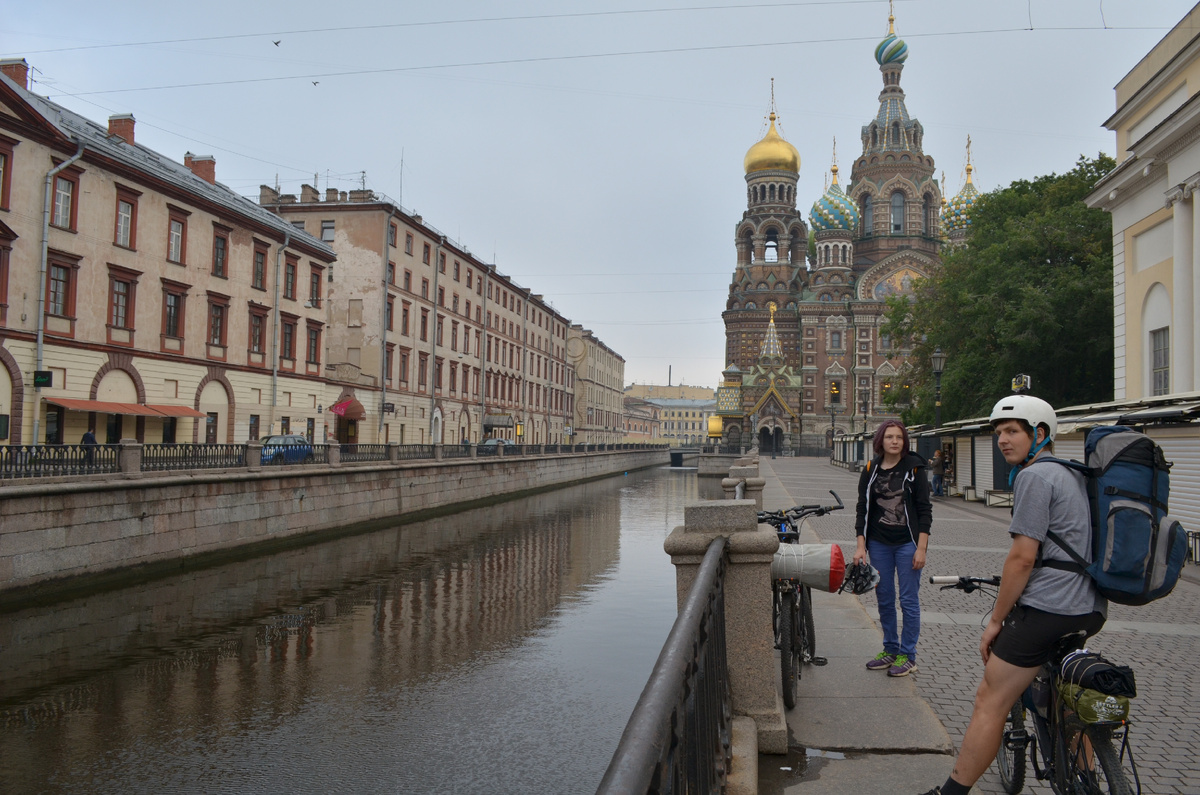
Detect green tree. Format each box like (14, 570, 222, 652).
(881, 154, 1115, 425)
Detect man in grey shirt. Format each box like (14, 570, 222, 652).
(918, 395, 1106, 795)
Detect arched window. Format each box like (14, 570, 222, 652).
(871, 127, 878, 147)
(769, 184, 776, 201)
(891, 192, 905, 234)
(831, 331, 842, 349)
(861, 196, 873, 236)
(822, 244, 830, 266)
(891, 121, 901, 146)
(922, 193, 934, 235)
(765, 229, 779, 262)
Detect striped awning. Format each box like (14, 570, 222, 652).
(47, 398, 206, 418)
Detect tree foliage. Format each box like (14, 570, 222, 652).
(881, 154, 1116, 425)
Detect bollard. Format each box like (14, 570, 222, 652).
(117, 438, 142, 477)
(663, 499, 786, 754)
(327, 443, 341, 467)
(468, 443, 477, 459)
(387, 442, 400, 463)
(246, 441, 263, 471)
(433, 443, 443, 462)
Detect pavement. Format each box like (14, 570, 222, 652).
(752, 455, 1200, 795)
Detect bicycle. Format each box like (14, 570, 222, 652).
(758, 490, 845, 710)
(930, 575, 1139, 795)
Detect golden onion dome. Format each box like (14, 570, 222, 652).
(744, 113, 800, 174)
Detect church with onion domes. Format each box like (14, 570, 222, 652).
(715, 8, 978, 452)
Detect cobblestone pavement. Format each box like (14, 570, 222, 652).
(763, 455, 1200, 795)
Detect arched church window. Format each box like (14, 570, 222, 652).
(861, 196, 873, 236)
(871, 127, 878, 147)
(769, 184, 776, 201)
(923, 193, 934, 235)
(842, 244, 849, 263)
(891, 192, 905, 234)
(891, 121, 900, 146)
(765, 229, 779, 262)
(831, 331, 841, 349)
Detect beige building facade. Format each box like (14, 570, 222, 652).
(567, 326, 624, 444)
(261, 187, 575, 445)
(1087, 5, 1200, 401)
(0, 60, 335, 447)
(622, 396, 661, 442)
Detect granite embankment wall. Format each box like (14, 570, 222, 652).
(0, 449, 667, 599)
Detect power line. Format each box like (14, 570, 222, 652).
(20, 1, 904, 55)
(60, 25, 1171, 98)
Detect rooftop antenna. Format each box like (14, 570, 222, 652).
(274, 173, 280, 192)
(398, 148, 404, 209)
(360, 171, 366, 191)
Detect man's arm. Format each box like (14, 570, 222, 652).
(979, 534, 1040, 663)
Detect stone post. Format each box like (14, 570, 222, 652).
(497, 443, 506, 458)
(663, 499, 785, 753)
(327, 443, 341, 467)
(246, 441, 262, 471)
(117, 438, 142, 476)
(722, 465, 765, 508)
(387, 442, 400, 463)
(468, 443, 477, 459)
(433, 443, 443, 461)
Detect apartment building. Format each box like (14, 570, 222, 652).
(622, 396, 661, 442)
(261, 187, 574, 444)
(0, 60, 335, 446)
(567, 326, 625, 444)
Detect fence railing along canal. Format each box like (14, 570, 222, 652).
(596, 536, 731, 794)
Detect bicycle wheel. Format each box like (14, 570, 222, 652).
(802, 585, 816, 658)
(1083, 726, 1135, 795)
(996, 702, 1027, 795)
(779, 590, 799, 710)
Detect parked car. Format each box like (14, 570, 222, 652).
(261, 434, 314, 464)
(481, 438, 515, 446)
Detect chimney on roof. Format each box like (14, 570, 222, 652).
(325, 188, 339, 202)
(300, 184, 319, 203)
(184, 153, 216, 184)
(260, 184, 281, 205)
(0, 58, 29, 90)
(108, 113, 135, 145)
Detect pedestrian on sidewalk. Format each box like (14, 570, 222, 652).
(854, 420, 932, 678)
(929, 449, 945, 496)
(916, 394, 1106, 795)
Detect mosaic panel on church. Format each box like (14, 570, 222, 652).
(870, 266, 925, 299)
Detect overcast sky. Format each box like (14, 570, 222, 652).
(8, 0, 1196, 388)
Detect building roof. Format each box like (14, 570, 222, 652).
(0, 70, 334, 260)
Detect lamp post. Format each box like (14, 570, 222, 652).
(931, 347, 947, 430)
(828, 405, 838, 450)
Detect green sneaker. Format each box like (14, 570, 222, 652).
(866, 651, 897, 670)
(888, 655, 918, 676)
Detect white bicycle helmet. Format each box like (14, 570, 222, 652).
(989, 394, 1057, 443)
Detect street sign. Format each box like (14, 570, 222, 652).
(33, 370, 52, 388)
(383, 402, 395, 413)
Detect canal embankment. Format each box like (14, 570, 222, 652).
(0, 447, 667, 603)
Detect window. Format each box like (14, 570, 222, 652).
(403, 269, 412, 291)
(388, 223, 397, 247)
(405, 233, 413, 254)
(114, 188, 140, 249)
(309, 266, 322, 306)
(421, 278, 429, 299)
(399, 349, 410, 385)
(290, 220, 306, 231)
(890, 192, 905, 234)
(438, 252, 446, 272)
(306, 322, 322, 364)
(284, 256, 297, 299)
(249, 415, 260, 441)
(452, 294, 459, 313)
(1152, 327, 1170, 396)
(860, 196, 872, 236)
(450, 320, 458, 351)
(830, 380, 842, 404)
(422, 243, 430, 264)
(386, 297, 394, 331)
(49, 264, 71, 316)
(385, 342, 395, 383)
(0, 136, 14, 211)
(830, 330, 841, 349)
(249, 308, 266, 354)
(52, 171, 80, 230)
(386, 261, 395, 285)
(401, 302, 410, 335)
(449, 362, 458, 393)
(160, 278, 189, 348)
(438, 286, 444, 306)
(420, 308, 428, 341)
(106, 265, 139, 340)
(208, 301, 226, 346)
(0, 236, 10, 326)
(167, 207, 189, 264)
(434, 358, 443, 391)
(212, 226, 229, 277)
(453, 261, 460, 280)
(418, 353, 428, 388)
(281, 318, 296, 360)
(320, 220, 335, 242)
(252, 243, 267, 290)
(436, 316, 444, 345)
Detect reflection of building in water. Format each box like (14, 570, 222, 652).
(0, 477, 626, 762)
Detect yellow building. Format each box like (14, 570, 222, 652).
(567, 326, 625, 444)
(0, 60, 335, 446)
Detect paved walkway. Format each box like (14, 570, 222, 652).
(753, 455, 1200, 795)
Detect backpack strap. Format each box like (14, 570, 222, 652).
(1103, 485, 1168, 514)
(1025, 457, 1093, 575)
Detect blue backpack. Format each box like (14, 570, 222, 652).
(1039, 426, 1187, 606)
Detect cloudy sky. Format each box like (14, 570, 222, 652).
(8, 0, 1196, 388)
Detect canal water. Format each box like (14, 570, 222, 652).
(0, 466, 697, 794)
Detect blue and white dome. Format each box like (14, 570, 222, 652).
(944, 164, 980, 233)
(809, 166, 860, 233)
(874, 14, 908, 65)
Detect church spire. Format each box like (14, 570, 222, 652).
(758, 302, 784, 363)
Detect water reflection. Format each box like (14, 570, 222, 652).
(0, 467, 695, 794)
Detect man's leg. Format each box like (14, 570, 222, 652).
(947, 655, 1041, 787)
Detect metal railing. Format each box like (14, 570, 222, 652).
(441, 444, 472, 459)
(142, 443, 245, 472)
(597, 536, 731, 794)
(476, 444, 498, 457)
(1188, 530, 1200, 565)
(261, 443, 320, 466)
(396, 444, 435, 461)
(339, 444, 389, 463)
(0, 443, 120, 478)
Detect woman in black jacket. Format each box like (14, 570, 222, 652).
(853, 420, 932, 677)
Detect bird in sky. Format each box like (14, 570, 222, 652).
(273, 40, 281, 46)
(312, 81, 319, 86)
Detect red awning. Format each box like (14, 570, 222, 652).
(47, 398, 206, 418)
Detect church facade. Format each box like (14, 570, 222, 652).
(716, 13, 976, 452)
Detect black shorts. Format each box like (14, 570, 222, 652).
(990, 604, 1106, 668)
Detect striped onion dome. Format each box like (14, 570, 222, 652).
(875, 13, 908, 65)
(809, 165, 860, 232)
(944, 164, 980, 233)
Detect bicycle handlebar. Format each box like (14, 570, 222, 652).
(929, 575, 1002, 591)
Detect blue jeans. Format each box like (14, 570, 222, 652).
(868, 538, 922, 659)
(932, 474, 944, 497)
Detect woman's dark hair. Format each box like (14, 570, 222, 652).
(872, 419, 910, 456)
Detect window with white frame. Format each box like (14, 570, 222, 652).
(1151, 327, 1170, 396)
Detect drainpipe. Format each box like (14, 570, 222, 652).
(379, 210, 392, 440)
(427, 236, 444, 443)
(270, 230, 291, 435)
(34, 139, 84, 446)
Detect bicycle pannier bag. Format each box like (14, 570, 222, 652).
(1041, 426, 1187, 606)
(1058, 683, 1131, 725)
(771, 543, 846, 592)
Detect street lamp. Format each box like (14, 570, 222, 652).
(931, 347, 947, 429)
(828, 405, 839, 450)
